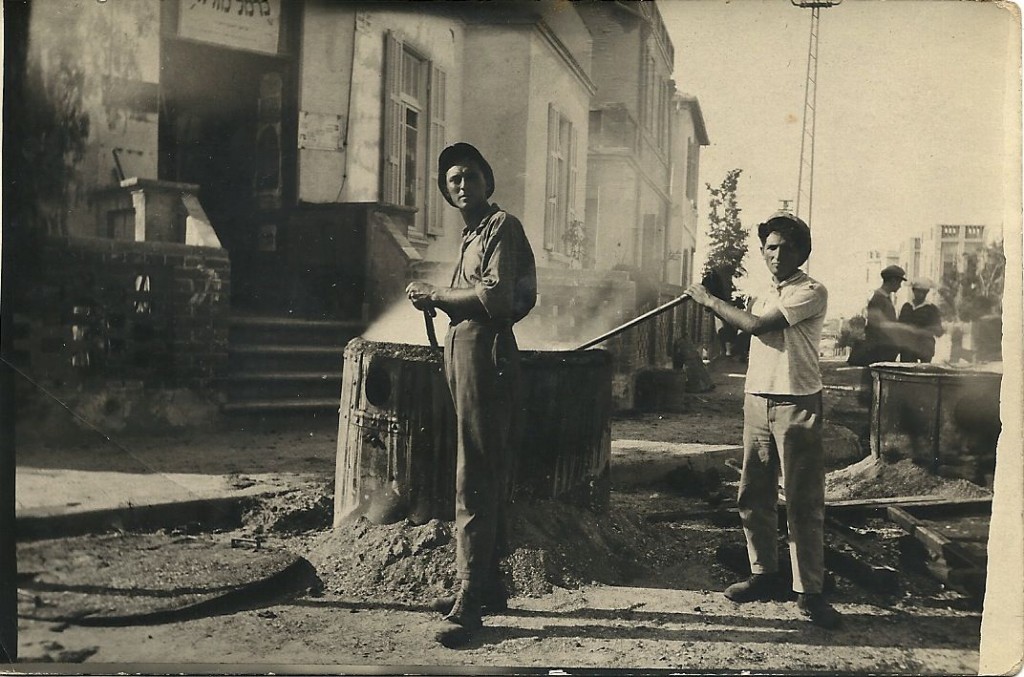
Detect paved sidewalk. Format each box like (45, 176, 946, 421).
(16, 468, 294, 518)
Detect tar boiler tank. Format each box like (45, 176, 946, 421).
(334, 337, 613, 526)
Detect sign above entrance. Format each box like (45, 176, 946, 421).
(178, 0, 281, 55)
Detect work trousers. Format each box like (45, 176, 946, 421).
(739, 392, 825, 594)
(444, 319, 520, 585)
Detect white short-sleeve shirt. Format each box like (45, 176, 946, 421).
(745, 270, 828, 396)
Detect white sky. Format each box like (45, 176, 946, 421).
(660, 0, 1019, 318)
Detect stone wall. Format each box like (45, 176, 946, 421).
(11, 237, 230, 390)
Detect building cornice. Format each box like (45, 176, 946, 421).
(534, 20, 597, 97)
(674, 93, 710, 146)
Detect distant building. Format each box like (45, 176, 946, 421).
(918, 224, 988, 285)
(899, 236, 924, 281)
(669, 93, 709, 287)
(577, 1, 676, 282)
(864, 249, 900, 286)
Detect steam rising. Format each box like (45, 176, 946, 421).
(361, 267, 667, 353)
(362, 302, 447, 346)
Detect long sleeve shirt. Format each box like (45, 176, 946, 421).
(450, 203, 537, 324)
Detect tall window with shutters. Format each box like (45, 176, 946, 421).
(544, 104, 578, 255)
(382, 32, 448, 236)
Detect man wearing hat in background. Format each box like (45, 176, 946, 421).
(863, 264, 907, 364)
(898, 278, 943, 363)
(406, 142, 537, 648)
(685, 211, 841, 629)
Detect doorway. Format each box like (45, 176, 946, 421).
(158, 38, 295, 313)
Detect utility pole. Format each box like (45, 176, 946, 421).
(792, 0, 840, 274)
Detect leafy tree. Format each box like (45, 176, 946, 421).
(938, 240, 1005, 322)
(702, 169, 747, 301)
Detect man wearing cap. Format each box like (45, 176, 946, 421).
(685, 212, 841, 629)
(863, 265, 907, 364)
(406, 143, 537, 648)
(898, 278, 943, 363)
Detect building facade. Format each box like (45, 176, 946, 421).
(669, 93, 709, 287)
(577, 1, 676, 281)
(13, 0, 713, 413)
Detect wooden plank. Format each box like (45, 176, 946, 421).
(887, 506, 983, 570)
(826, 495, 991, 510)
(821, 495, 992, 520)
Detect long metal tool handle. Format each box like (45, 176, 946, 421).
(573, 292, 693, 351)
(423, 308, 439, 349)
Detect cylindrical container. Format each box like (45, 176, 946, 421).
(334, 339, 455, 526)
(516, 348, 614, 510)
(869, 363, 1002, 487)
(334, 337, 613, 525)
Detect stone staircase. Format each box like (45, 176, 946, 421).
(220, 315, 365, 414)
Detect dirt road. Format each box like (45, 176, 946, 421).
(14, 358, 986, 673)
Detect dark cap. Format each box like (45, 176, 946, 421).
(880, 264, 907, 281)
(757, 211, 812, 263)
(436, 142, 495, 207)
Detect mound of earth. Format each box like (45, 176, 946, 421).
(242, 482, 335, 534)
(301, 496, 736, 606)
(825, 456, 992, 501)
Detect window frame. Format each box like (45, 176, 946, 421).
(382, 31, 448, 238)
(544, 104, 578, 255)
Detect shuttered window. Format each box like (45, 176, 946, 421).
(544, 105, 559, 250)
(381, 31, 447, 236)
(427, 65, 447, 235)
(382, 32, 403, 208)
(544, 104, 577, 255)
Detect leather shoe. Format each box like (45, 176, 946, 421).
(724, 573, 787, 602)
(433, 588, 483, 648)
(797, 593, 842, 629)
(430, 581, 509, 615)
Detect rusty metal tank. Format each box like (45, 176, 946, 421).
(334, 337, 612, 526)
(869, 362, 1002, 487)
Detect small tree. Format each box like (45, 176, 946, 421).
(702, 169, 748, 301)
(938, 240, 1005, 322)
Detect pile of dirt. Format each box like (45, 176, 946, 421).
(825, 456, 992, 501)
(301, 497, 711, 606)
(303, 518, 457, 605)
(242, 482, 334, 534)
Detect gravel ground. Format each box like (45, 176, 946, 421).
(13, 357, 993, 673)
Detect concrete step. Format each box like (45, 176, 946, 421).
(228, 315, 363, 347)
(228, 344, 346, 373)
(221, 371, 342, 402)
(223, 314, 359, 413)
(221, 397, 341, 414)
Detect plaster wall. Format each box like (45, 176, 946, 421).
(26, 0, 162, 237)
(462, 24, 591, 267)
(577, 5, 641, 109)
(589, 159, 639, 270)
(462, 27, 532, 229)
(333, 9, 464, 214)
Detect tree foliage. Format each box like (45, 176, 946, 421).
(938, 240, 1005, 322)
(702, 169, 748, 301)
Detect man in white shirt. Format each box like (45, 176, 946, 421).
(685, 212, 840, 629)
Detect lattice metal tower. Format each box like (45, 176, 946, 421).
(793, 0, 841, 228)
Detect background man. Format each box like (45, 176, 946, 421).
(863, 264, 907, 364)
(406, 143, 537, 648)
(898, 278, 943, 363)
(685, 211, 841, 630)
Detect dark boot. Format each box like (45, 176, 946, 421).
(430, 578, 509, 615)
(797, 593, 842, 629)
(724, 572, 787, 602)
(433, 584, 483, 649)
